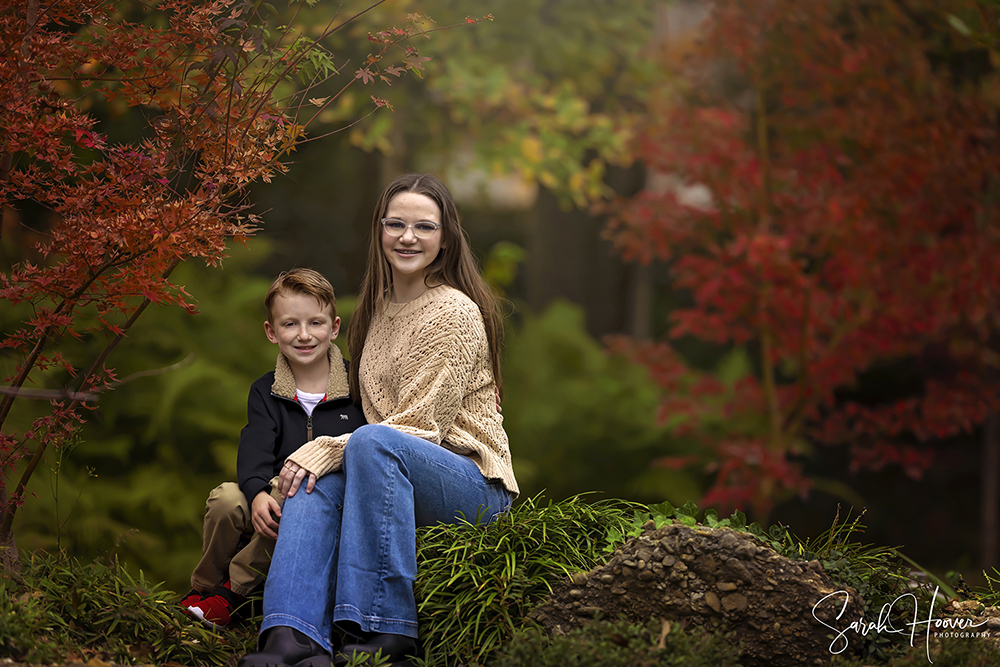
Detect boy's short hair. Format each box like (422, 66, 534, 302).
(264, 268, 337, 323)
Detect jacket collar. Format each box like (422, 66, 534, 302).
(271, 346, 350, 402)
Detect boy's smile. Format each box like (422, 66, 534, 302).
(264, 293, 340, 373)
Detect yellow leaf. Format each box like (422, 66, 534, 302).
(520, 136, 543, 164)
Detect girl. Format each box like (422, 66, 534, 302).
(239, 174, 518, 667)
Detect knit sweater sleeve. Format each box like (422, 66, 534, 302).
(285, 432, 350, 478)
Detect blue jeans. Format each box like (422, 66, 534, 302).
(260, 424, 512, 651)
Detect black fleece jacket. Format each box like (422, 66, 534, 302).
(236, 349, 366, 505)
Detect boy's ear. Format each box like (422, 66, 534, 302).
(330, 316, 342, 340)
(264, 320, 279, 344)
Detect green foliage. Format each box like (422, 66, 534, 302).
(491, 617, 743, 667)
(12, 244, 278, 592)
(602, 499, 702, 552)
(0, 551, 255, 666)
(413, 493, 635, 667)
(482, 241, 527, 295)
(502, 301, 703, 504)
(319, 0, 658, 207)
(417, 0, 658, 206)
(978, 567, 1000, 606)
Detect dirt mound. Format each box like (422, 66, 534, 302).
(529, 523, 864, 666)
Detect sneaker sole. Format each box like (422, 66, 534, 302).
(186, 604, 232, 629)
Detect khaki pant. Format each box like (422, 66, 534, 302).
(190, 478, 283, 597)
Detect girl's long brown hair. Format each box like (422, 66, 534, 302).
(347, 173, 505, 402)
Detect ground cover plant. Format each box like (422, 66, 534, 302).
(491, 617, 743, 667)
(2, 495, 996, 666)
(413, 493, 637, 666)
(0, 551, 257, 665)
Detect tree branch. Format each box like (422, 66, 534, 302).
(783, 285, 813, 440)
(759, 292, 783, 450)
(0, 257, 179, 537)
(0, 151, 11, 256)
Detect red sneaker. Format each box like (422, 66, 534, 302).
(179, 589, 205, 608)
(186, 581, 245, 628)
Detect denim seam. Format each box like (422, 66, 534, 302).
(371, 453, 397, 620)
(333, 603, 419, 630)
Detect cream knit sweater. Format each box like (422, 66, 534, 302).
(287, 285, 519, 496)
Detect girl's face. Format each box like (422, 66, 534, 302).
(381, 191, 443, 284)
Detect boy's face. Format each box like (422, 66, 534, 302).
(264, 293, 340, 372)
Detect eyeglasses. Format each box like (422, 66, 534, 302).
(381, 218, 442, 239)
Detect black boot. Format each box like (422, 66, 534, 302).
(238, 626, 332, 667)
(334, 633, 421, 666)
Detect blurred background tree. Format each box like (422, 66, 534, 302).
(608, 0, 1000, 565)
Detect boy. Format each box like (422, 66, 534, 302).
(182, 268, 366, 627)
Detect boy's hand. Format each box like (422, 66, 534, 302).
(251, 491, 281, 539)
(279, 460, 317, 498)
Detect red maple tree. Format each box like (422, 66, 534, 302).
(607, 0, 1000, 518)
(0, 0, 473, 573)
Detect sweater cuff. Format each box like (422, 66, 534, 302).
(287, 434, 349, 478)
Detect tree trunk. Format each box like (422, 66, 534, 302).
(982, 411, 999, 570)
(0, 484, 21, 579)
(628, 262, 652, 341)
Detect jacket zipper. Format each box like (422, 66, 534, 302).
(273, 391, 336, 442)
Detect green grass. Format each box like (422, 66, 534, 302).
(414, 493, 636, 666)
(0, 551, 256, 666)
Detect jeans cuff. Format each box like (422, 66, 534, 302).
(333, 604, 419, 639)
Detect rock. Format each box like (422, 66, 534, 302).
(951, 599, 986, 615)
(981, 605, 1000, 618)
(721, 593, 748, 612)
(528, 523, 865, 667)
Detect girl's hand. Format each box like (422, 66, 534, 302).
(279, 460, 317, 498)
